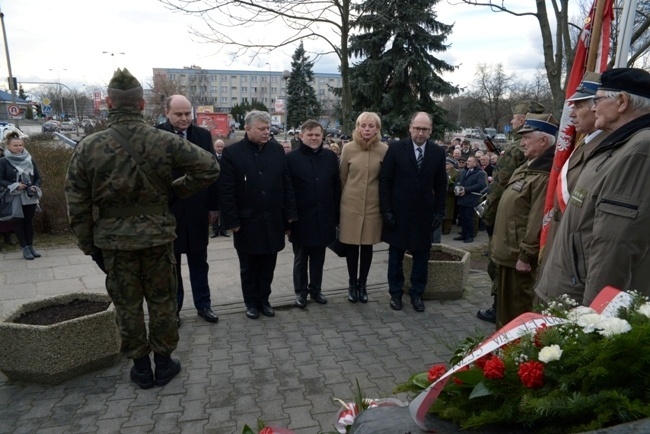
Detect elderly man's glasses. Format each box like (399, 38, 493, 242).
(593, 94, 619, 106)
(412, 126, 431, 133)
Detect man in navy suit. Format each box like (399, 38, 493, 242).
(156, 95, 219, 326)
(379, 112, 448, 312)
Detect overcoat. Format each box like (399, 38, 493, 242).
(379, 138, 447, 252)
(536, 114, 650, 305)
(219, 134, 297, 254)
(286, 142, 341, 247)
(456, 168, 487, 208)
(155, 120, 218, 255)
(339, 133, 388, 245)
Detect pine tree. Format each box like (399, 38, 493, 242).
(349, 0, 457, 138)
(286, 42, 321, 130)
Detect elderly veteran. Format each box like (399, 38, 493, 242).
(491, 113, 558, 328)
(477, 100, 545, 324)
(535, 68, 650, 306)
(540, 72, 608, 266)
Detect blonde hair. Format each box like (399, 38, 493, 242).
(355, 112, 381, 131)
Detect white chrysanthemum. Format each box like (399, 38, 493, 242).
(638, 303, 650, 319)
(577, 313, 604, 333)
(538, 345, 563, 363)
(567, 306, 597, 322)
(597, 317, 632, 337)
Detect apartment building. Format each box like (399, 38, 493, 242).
(152, 66, 342, 121)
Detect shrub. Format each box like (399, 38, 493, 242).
(27, 135, 74, 235)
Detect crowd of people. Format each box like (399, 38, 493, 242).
(56, 66, 650, 389)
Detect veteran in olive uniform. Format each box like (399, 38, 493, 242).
(477, 100, 545, 323)
(490, 113, 558, 328)
(64, 69, 219, 389)
(535, 68, 650, 306)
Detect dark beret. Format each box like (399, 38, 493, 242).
(108, 68, 142, 90)
(599, 68, 650, 99)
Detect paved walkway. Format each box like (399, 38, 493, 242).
(0, 231, 494, 433)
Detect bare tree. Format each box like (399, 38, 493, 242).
(158, 0, 359, 133)
(468, 64, 513, 129)
(146, 73, 184, 121)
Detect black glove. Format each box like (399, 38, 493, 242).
(432, 214, 443, 231)
(382, 212, 396, 231)
(90, 250, 107, 274)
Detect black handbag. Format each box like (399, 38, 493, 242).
(0, 190, 14, 220)
(327, 227, 348, 257)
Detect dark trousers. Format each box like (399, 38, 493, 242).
(458, 205, 474, 240)
(175, 250, 211, 312)
(236, 250, 277, 308)
(13, 204, 37, 247)
(387, 245, 428, 299)
(292, 243, 326, 295)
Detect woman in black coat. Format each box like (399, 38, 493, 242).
(0, 132, 42, 259)
(286, 120, 341, 308)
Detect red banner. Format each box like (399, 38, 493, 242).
(540, 0, 613, 249)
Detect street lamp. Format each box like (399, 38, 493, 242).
(0, 7, 19, 127)
(265, 62, 272, 110)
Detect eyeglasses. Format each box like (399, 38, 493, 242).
(411, 127, 431, 133)
(592, 94, 618, 106)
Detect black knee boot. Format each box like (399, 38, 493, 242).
(348, 279, 358, 303)
(358, 281, 368, 303)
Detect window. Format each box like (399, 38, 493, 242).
(241, 86, 248, 92)
(251, 76, 258, 82)
(241, 76, 248, 82)
(261, 77, 267, 82)
(221, 75, 228, 82)
(271, 87, 277, 94)
(231, 86, 237, 91)
(252, 87, 258, 92)
(231, 75, 238, 79)
(221, 86, 228, 92)
(231, 97, 238, 101)
(220, 97, 228, 103)
(242, 97, 249, 103)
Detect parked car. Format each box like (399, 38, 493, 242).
(324, 127, 342, 137)
(270, 125, 283, 135)
(61, 122, 76, 132)
(494, 133, 507, 142)
(42, 121, 60, 133)
(0, 122, 29, 139)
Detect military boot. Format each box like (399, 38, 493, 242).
(477, 295, 497, 324)
(154, 353, 182, 387)
(130, 355, 154, 389)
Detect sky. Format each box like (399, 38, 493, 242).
(0, 0, 580, 98)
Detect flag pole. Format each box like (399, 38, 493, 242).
(586, 0, 606, 72)
(615, 0, 638, 67)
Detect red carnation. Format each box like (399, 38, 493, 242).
(259, 428, 273, 434)
(518, 361, 544, 388)
(474, 354, 491, 370)
(483, 356, 506, 379)
(428, 364, 447, 382)
(452, 366, 469, 385)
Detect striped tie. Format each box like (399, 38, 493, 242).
(416, 147, 423, 170)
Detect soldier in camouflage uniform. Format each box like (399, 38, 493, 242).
(476, 100, 545, 323)
(64, 69, 219, 389)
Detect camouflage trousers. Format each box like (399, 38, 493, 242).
(103, 244, 178, 360)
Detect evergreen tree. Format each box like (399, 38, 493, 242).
(349, 0, 457, 138)
(231, 100, 268, 129)
(286, 42, 321, 130)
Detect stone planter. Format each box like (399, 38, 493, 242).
(403, 244, 470, 300)
(0, 293, 121, 384)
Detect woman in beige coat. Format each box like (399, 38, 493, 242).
(339, 112, 388, 303)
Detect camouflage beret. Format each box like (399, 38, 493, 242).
(512, 100, 545, 115)
(108, 68, 142, 90)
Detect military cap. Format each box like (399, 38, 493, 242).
(462, 139, 471, 145)
(457, 155, 467, 162)
(512, 100, 545, 115)
(108, 68, 142, 90)
(518, 113, 560, 136)
(446, 157, 456, 165)
(599, 68, 650, 99)
(568, 72, 601, 102)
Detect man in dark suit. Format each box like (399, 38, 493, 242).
(156, 95, 219, 326)
(219, 110, 298, 319)
(210, 139, 230, 238)
(454, 155, 487, 243)
(379, 112, 447, 313)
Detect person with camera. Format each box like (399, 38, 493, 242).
(0, 131, 42, 260)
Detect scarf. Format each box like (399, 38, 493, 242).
(5, 149, 34, 176)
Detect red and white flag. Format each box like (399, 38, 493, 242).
(540, 0, 613, 250)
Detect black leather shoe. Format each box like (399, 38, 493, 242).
(390, 297, 403, 311)
(210, 231, 219, 238)
(197, 307, 219, 323)
(453, 235, 464, 241)
(295, 293, 307, 308)
(477, 306, 497, 323)
(310, 292, 328, 304)
(464, 238, 474, 243)
(358, 283, 368, 303)
(348, 283, 358, 303)
(246, 306, 260, 319)
(154, 355, 181, 387)
(411, 296, 425, 312)
(219, 231, 231, 237)
(261, 304, 275, 317)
